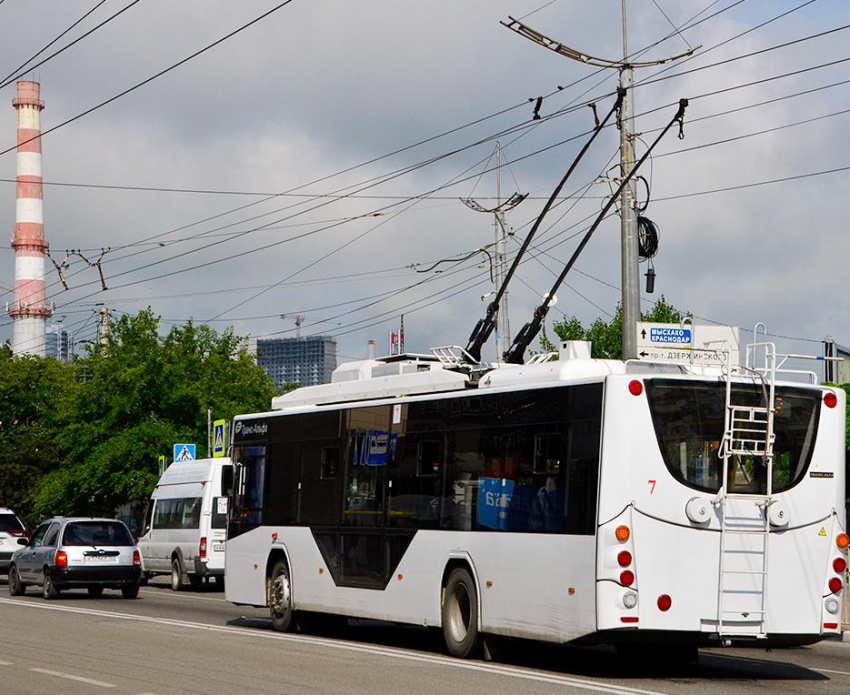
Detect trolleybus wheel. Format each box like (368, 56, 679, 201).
(441, 567, 481, 659)
(269, 561, 295, 632)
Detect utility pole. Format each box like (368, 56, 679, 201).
(98, 305, 110, 345)
(461, 142, 526, 361)
(502, 8, 696, 359)
(619, 0, 640, 361)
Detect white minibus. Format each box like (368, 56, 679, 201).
(138, 457, 233, 590)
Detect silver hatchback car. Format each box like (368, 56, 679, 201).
(8, 517, 141, 599)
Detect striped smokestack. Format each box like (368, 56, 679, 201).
(9, 80, 51, 355)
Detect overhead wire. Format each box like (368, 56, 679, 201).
(0, 0, 298, 157)
(2, 0, 107, 83)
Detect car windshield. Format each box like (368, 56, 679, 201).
(62, 521, 134, 547)
(0, 514, 24, 533)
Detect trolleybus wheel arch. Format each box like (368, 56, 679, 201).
(441, 567, 481, 659)
(269, 560, 296, 632)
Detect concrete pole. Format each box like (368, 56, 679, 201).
(494, 143, 511, 360)
(98, 306, 110, 345)
(619, 1, 640, 360)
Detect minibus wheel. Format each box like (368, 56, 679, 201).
(269, 561, 295, 632)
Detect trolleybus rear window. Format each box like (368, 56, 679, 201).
(645, 379, 820, 494)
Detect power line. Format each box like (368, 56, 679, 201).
(2, 0, 107, 83)
(0, 0, 297, 157)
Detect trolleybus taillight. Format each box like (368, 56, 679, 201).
(620, 570, 635, 586)
(628, 380, 643, 396)
(617, 551, 632, 567)
(828, 577, 843, 594)
(657, 594, 672, 611)
(824, 392, 838, 408)
(833, 557, 847, 574)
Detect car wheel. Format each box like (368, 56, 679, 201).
(8, 566, 26, 596)
(268, 561, 295, 632)
(43, 570, 60, 600)
(138, 572, 150, 587)
(441, 567, 481, 659)
(121, 583, 140, 599)
(87, 586, 104, 598)
(170, 558, 183, 591)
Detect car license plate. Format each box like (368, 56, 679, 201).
(213, 543, 225, 552)
(85, 555, 118, 563)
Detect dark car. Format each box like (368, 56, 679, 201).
(8, 517, 141, 599)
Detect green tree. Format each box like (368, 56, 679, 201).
(30, 310, 275, 517)
(0, 354, 77, 521)
(543, 296, 687, 359)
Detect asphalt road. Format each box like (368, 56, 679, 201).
(1, 577, 849, 695)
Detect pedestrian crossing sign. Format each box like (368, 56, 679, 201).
(174, 443, 196, 462)
(213, 419, 226, 458)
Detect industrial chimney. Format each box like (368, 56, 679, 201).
(8, 81, 51, 355)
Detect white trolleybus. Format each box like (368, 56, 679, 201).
(224, 339, 847, 659)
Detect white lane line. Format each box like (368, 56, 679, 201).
(139, 588, 226, 603)
(812, 667, 850, 676)
(30, 667, 116, 688)
(0, 598, 667, 695)
(0, 660, 14, 666)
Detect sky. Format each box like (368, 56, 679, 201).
(0, 0, 847, 371)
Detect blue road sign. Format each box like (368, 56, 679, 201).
(649, 326, 692, 345)
(173, 443, 196, 462)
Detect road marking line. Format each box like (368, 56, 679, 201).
(812, 667, 850, 676)
(139, 588, 226, 603)
(0, 598, 667, 695)
(0, 660, 14, 666)
(30, 667, 116, 688)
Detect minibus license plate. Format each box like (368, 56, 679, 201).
(213, 542, 225, 552)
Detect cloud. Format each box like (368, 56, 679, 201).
(1, 0, 847, 367)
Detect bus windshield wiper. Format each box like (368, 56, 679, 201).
(464, 89, 625, 364)
(503, 98, 689, 365)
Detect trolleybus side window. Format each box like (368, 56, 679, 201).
(645, 379, 820, 494)
(344, 406, 390, 528)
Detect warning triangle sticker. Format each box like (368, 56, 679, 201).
(818, 527, 827, 537)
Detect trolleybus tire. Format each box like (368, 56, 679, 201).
(269, 561, 296, 632)
(8, 566, 26, 596)
(441, 567, 481, 659)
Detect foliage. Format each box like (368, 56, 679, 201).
(0, 354, 77, 522)
(542, 296, 687, 360)
(25, 310, 275, 518)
